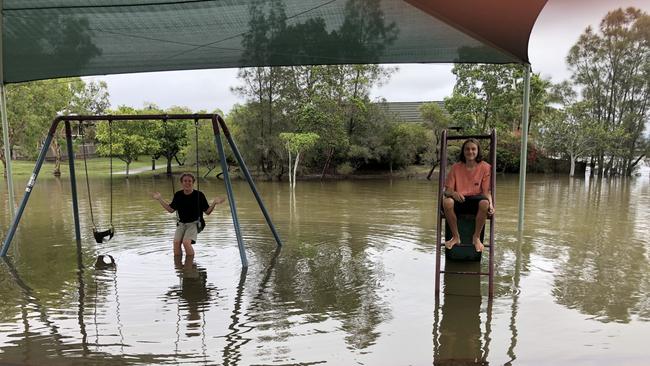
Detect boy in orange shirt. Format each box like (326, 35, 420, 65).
(443, 138, 495, 252)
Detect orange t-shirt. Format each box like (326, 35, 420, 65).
(445, 161, 491, 197)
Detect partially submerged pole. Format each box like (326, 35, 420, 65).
(65, 121, 81, 241)
(1, 118, 60, 256)
(517, 64, 531, 232)
(211, 116, 248, 268)
(217, 116, 283, 248)
(0, 2, 16, 219)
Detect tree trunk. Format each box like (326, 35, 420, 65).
(126, 163, 130, 178)
(166, 157, 172, 176)
(293, 152, 300, 189)
(569, 153, 576, 177)
(320, 148, 333, 180)
(51, 139, 61, 176)
(597, 154, 604, 178)
(287, 148, 293, 188)
(426, 163, 439, 181)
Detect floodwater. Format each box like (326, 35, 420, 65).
(0, 172, 648, 365)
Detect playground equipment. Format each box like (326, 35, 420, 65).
(0, 114, 283, 268)
(434, 129, 497, 298)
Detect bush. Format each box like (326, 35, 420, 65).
(336, 162, 355, 175)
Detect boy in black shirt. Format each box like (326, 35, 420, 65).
(152, 173, 225, 256)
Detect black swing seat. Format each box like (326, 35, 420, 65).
(93, 227, 115, 243)
(95, 254, 116, 269)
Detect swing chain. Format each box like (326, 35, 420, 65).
(109, 119, 113, 227)
(80, 120, 96, 229)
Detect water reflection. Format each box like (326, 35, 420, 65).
(0, 177, 649, 364)
(540, 177, 650, 323)
(0, 255, 137, 365)
(165, 256, 214, 339)
(241, 0, 398, 65)
(434, 261, 491, 365)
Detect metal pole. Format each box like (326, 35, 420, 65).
(211, 117, 247, 268)
(216, 116, 283, 248)
(517, 64, 531, 232)
(0, 1, 16, 218)
(488, 129, 497, 298)
(1, 119, 60, 256)
(65, 121, 81, 241)
(434, 130, 448, 298)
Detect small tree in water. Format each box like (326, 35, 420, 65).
(279, 132, 319, 189)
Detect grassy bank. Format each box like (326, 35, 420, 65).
(6, 157, 432, 182)
(6, 156, 218, 180)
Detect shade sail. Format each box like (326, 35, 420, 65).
(2, 0, 547, 83)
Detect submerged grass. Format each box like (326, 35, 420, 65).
(7, 156, 221, 180)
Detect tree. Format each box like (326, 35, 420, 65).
(419, 102, 451, 179)
(444, 64, 552, 135)
(567, 7, 650, 177)
(383, 123, 429, 174)
(279, 132, 319, 188)
(148, 105, 191, 176)
(96, 106, 159, 177)
(232, 0, 398, 178)
(183, 109, 233, 178)
(2, 78, 107, 176)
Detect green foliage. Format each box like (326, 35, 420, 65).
(444, 64, 552, 135)
(419, 102, 450, 169)
(566, 7, 650, 176)
(279, 132, 320, 154)
(383, 123, 429, 172)
(2, 77, 109, 176)
(146, 105, 192, 175)
(495, 133, 521, 173)
(336, 162, 355, 175)
(96, 106, 159, 176)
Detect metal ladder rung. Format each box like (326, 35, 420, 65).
(440, 270, 491, 276)
(438, 243, 491, 248)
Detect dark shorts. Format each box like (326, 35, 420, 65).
(453, 195, 488, 216)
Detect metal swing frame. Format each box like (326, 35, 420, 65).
(0, 114, 283, 267)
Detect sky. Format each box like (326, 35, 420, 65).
(87, 0, 650, 115)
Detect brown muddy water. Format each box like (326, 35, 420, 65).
(0, 173, 648, 365)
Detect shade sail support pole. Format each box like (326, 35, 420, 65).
(0, 0, 16, 219)
(517, 64, 531, 232)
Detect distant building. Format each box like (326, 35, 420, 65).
(382, 101, 445, 124)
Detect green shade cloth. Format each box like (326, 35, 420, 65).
(2, 0, 547, 83)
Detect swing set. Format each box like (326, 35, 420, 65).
(0, 114, 283, 267)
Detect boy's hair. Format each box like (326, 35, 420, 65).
(458, 138, 483, 163)
(179, 172, 196, 183)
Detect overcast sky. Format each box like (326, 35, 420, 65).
(87, 0, 650, 115)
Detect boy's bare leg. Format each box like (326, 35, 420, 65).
(443, 197, 460, 249)
(173, 239, 183, 256)
(472, 200, 489, 252)
(182, 239, 195, 256)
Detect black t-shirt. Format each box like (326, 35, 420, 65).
(169, 190, 209, 223)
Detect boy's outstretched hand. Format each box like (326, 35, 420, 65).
(212, 196, 226, 205)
